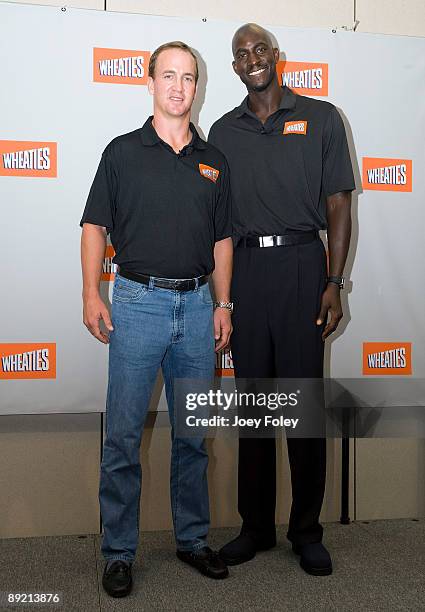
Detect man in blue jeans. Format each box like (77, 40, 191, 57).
(80, 41, 233, 597)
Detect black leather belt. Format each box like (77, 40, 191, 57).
(118, 269, 208, 291)
(238, 231, 318, 248)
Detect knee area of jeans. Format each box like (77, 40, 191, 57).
(102, 435, 142, 457)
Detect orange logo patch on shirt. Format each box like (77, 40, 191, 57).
(283, 121, 308, 135)
(199, 163, 219, 183)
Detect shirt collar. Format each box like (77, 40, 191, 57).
(140, 117, 206, 150)
(235, 86, 297, 119)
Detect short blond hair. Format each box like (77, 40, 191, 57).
(148, 41, 199, 83)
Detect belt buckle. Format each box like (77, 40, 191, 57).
(260, 235, 275, 248)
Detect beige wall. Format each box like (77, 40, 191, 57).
(0, 411, 355, 538)
(356, 0, 425, 37)
(4, 0, 425, 36)
(1, 0, 424, 538)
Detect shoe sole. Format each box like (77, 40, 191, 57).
(219, 551, 256, 566)
(102, 579, 132, 598)
(220, 543, 276, 566)
(102, 584, 132, 598)
(198, 565, 229, 579)
(299, 559, 333, 576)
(292, 548, 332, 576)
(176, 553, 229, 579)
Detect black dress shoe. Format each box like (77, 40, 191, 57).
(292, 542, 333, 576)
(219, 533, 276, 566)
(177, 546, 229, 579)
(102, 560, 133, 597)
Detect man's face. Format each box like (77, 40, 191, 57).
(232, 29, 279, 93)
(148, 48, 197, 118)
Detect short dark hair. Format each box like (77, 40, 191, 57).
(149, 41, 199, 83)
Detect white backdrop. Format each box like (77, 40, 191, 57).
(0, 3, 424, 414)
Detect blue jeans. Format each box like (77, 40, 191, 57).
(99, 273, 215, 562)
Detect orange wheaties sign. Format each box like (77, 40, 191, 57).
(0, 343, 57, 380)
(362, 158, 412, 192)
(93, 48, 150, 85)
(102, 245, 117, 281)
(363, 342, 412, 375)
(0, 141, 57, 177)
(216, 349, 234, 377)
(276, 61, 328, 96)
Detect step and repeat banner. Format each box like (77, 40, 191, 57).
(1, 3, 424, 414)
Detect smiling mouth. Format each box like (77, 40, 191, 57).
(170, 97, 184, 101)
(248, 67, 267, 76)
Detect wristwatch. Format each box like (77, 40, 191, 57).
(214, 301, 234, 313)
(327, 275, 345, 289)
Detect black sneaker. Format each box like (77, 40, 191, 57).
(102, 560, 133, 597)
(177, 546, 229, 579)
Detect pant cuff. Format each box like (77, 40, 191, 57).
(176, 539, 208, 552)
(104, 555, 134, 563)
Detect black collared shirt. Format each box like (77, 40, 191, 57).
(208, 86, 355, 239)
(80, 118, 231, 278)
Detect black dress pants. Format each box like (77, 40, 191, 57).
(230, 236, 327, 546)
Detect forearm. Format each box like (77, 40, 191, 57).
(211, 237, 233, 301)
(326, 191, 352, 277)
(81, 223, 107, 298)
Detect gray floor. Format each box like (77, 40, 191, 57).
(1, 520, 424, 611)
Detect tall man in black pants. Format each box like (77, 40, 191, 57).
(209, 23, 355, 575)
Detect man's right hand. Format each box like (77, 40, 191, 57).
(83, 292, 114, 344)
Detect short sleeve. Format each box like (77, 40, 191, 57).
(79, 145, 118, 233)
(322, 107, 356, 197)
(214, 157, 232, 242)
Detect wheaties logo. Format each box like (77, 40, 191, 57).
(93, 48, 150, 85)
(199, 163, 220, 183)
(362, 158, 412, 192)
(0, 343, 57, 379)
(216, 349, 234, 377)
(102, 245, 117, 281)
(0, 141, 57, 178)
(283, 121, 308, 135)
(363, 342, 412, 376)
(276, 61, 328, 96)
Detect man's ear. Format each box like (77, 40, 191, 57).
(273, 48, 280, 63)
(232, 60, 238, 75)
(147, 76, 154, 95)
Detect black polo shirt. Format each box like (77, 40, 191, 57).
(80, 118, 231, 278)
(208, 86, 355, 239)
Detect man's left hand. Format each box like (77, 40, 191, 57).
(316, 284, 343, 340)
(214, 308, 233, 352)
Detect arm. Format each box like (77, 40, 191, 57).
(81, 222, 113, 344)
(317, 191, 352, 339)
(211, 237, 233, 351)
